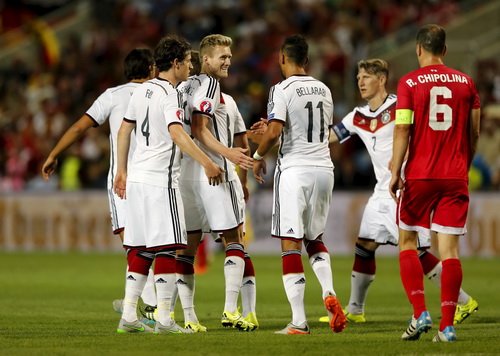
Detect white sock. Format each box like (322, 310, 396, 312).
(171, 283, 178, 316)
(140, 268, 156, 306)
(283, 273, 306, 326)
(176, 273, 199, 323)
(425, 261, 470, 305)
(154, 273, 176, 325)
(123, 272, 148, 322)
(309, 252, 335, 299)
(347, 271, 375, 315)
(223, 255, 244, 313)
(241, 276, 256, 316)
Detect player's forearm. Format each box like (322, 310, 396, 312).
(116, 122, 134, 173)
(328, 128, 339, 144)
(234, 134, 249, 183)
(48, 116, 92, 159)
(391, 124, 410, 176)
(255, 123, 281, 158)
(172, 125, 213, 168)
(195, 125, 233, 159)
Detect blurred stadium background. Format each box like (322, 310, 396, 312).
(0, 0, 499, 256)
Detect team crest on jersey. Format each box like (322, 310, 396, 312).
(200, 101, 212, 113)
(381, 111, 391, 124)
(370, 119, 378, 132)
(176, 109, 184, 121)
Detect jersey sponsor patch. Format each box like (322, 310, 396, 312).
(200, 101, 212, 113)
(176, 109, 184, 121)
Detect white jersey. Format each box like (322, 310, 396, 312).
(332, 94, 396, 198)
(124, 77, 184, 188)
(223, 93, 246, 175)
(267, 75, 334, 170)
(178, 74, 237, 182)
(86, 82, 140, 189)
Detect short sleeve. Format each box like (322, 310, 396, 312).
(192, 76, 219, 119)
(267, 85, 287, 124)
(123, 93, 137, 123)
(396, 76, 413, 111)
(161, 92, 184, 127)
(86, 89, 113, 126)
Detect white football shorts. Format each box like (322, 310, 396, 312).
(358, 195, 431, 248)
(179, 179, 244, 233)
(272, 166, 334, 241)
(123, 181, 187, 250)
(107, 188, 126, 235)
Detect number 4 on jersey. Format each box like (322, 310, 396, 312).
(141, 107, 150, 146)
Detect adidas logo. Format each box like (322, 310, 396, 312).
(175, 279, 187, 285)
(224, 259, 236, 266)
(243, 280, 255, 286)
(295, 277, 306, 285)
(312, 256, 325, 265)
(126, 275, 136, 281)
(155, 278, 167, 284)
(286, 228, 294, 234)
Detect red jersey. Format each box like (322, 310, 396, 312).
(396, 64, 480, 180)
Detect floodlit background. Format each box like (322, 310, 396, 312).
(0, 0, 499, 255)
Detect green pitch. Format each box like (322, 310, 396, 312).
(0, 252, 497, 355)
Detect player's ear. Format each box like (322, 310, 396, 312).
(442, 44, 447, 57)
(304, 57, 309, 66)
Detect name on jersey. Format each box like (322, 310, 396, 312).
(145, 89, 154, 98)
(179, 85, 194, 96)
(406, 73, 468, 87)
(296, 86, 326, 97)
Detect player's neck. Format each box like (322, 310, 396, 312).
(158, 72, 177, 87)
(284, 65, 306, 79)
(368, 90, 388, 111)
(418, 55, 444, 68)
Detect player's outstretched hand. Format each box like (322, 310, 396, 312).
(205, 162, 225, 186)
(253, 159, 267, 184)
(226, 147, 253, 170)
(250, 118, 268, 135)
(113, 171, 127, 199)
(41, 157, 58, 181)
(389, 174, 403, 203)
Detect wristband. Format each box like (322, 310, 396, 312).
(253, 151, 264, 161)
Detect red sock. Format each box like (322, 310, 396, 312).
(126, 249, 138, 269)
(196, 239, 208, 270)
(128, 252, 153, 275)
(244, 255, 255, 277)
(282, 252, 304, 275)
(154, 255, 176, 274)
(176, 256, 195, 275)
(440, 258, 462, 331)
(305, 240, 328, 257)
(418, 251, 440, 275)
(399, 250, 426, 318)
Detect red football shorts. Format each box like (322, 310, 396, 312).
(398, 179, 469, 235)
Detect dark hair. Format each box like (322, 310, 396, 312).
(190, 50, 201, 76)
(416, 24, 446, 55)
(358, 59, 389, 80)
(124, 48, 154, 80)
(154, 34, 191, 72)
(281, 35, 308, 66)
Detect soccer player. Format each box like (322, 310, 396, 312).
(322, 59, 477, 324)
(390, 24, 481, 342)
(41, 48, 159, 310)
(176, 34, 256, 332)
(253, 34, 346, 335)
(113, 34, 224, 334)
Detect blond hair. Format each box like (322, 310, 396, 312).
(357, 59, 389, 80)
(200, 34, 232, 57)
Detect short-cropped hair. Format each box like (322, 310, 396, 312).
(357, 59, 389, 80)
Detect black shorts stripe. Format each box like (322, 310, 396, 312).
(228, 180, 240, 223)
(168, 144, 177, 188)
(108, 188, 119, 232)
(273, 167, 282, 236)
(168, 188, 182, 245)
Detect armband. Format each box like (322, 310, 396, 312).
(253, 151, 264, 161)
(395, 109, 414, 125)
(332, 122, 351, 143)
